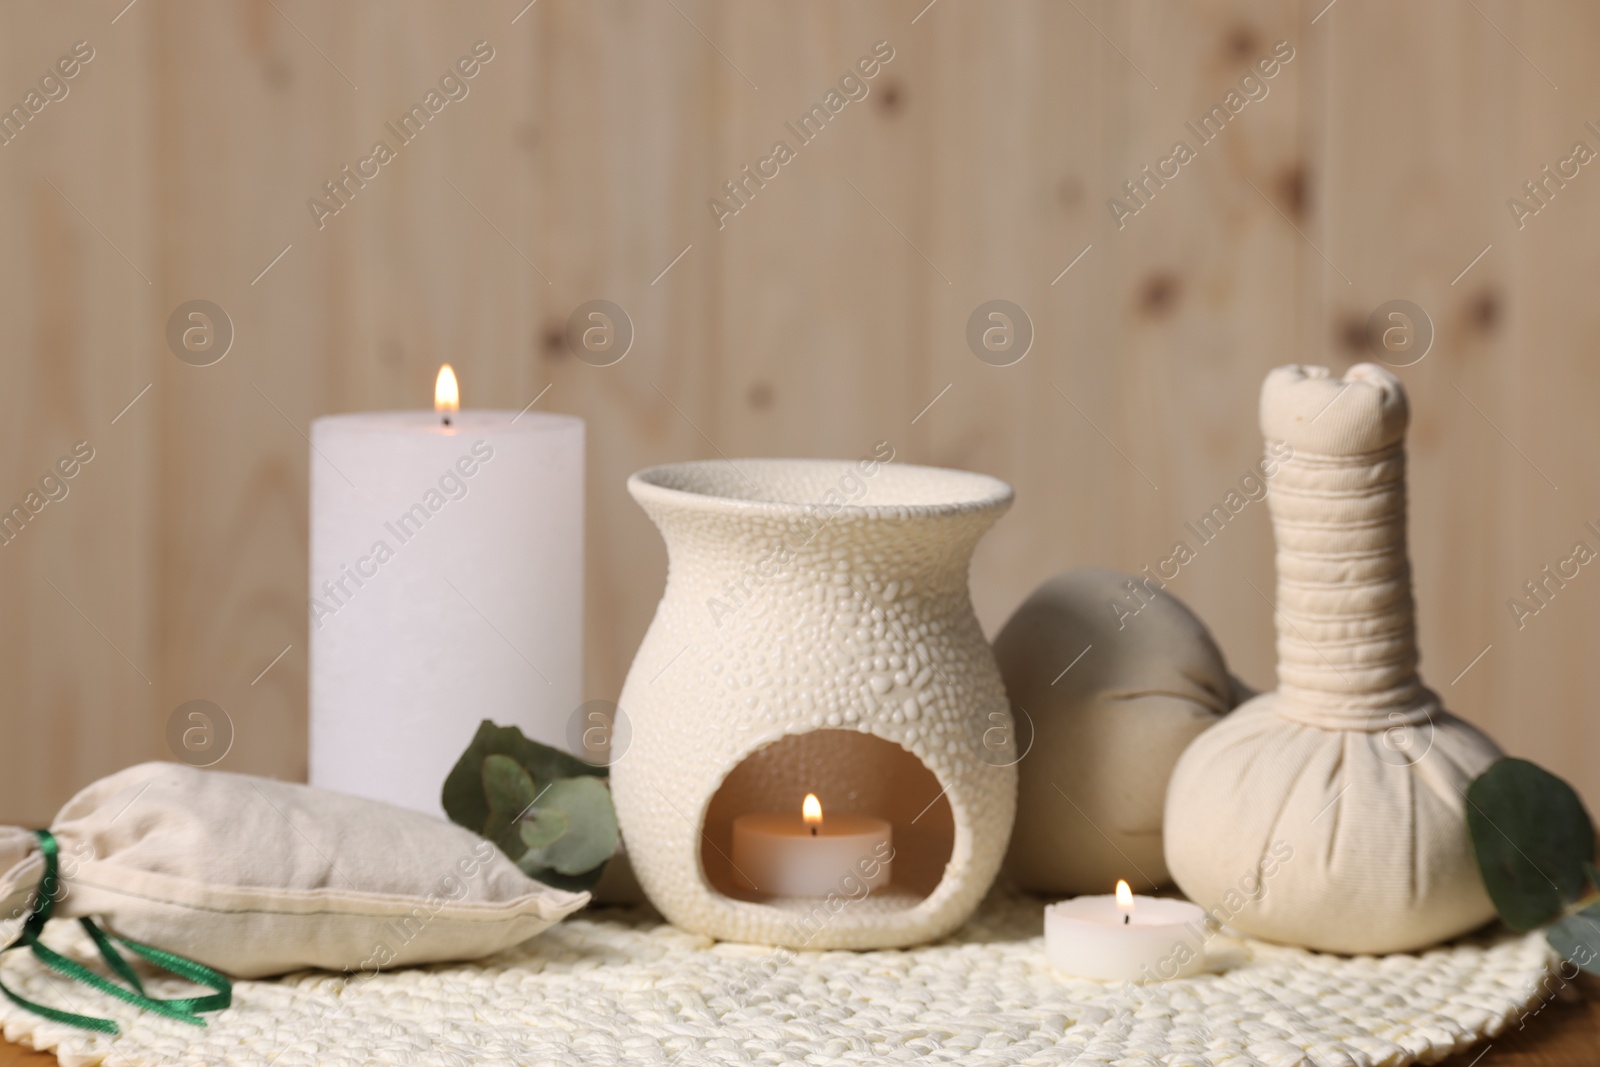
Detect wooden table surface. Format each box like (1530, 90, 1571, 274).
(1, 977, 1595, 1066)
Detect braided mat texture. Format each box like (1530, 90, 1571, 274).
(0, 891, 1551, 1067)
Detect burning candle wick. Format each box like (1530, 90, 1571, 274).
(434, 364, 460, 429)
(802, 793, 823, 839)
(1116, 878, 1134, 927)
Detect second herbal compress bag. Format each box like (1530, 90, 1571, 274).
(1164, 363, 1501, 954)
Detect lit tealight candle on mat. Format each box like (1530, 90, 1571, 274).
(730, 794, 892, 897)
(1045, 880, 1208, 982)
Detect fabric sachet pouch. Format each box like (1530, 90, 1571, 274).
(0, 762, 588, 980)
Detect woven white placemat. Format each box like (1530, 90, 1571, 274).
(0, 891, 1552, 1067)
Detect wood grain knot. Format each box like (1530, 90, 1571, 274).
(1336, 314, 1368, 352)
(1139, 273, 1180, 316)
(1277, 163, 1309, 222)
(1468, 290, 1499, 333)
(1226, 26, 1260, 61)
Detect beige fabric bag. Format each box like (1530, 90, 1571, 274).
(1164, 363, 1500, 954)
(994, 568, 1242, 895)
(0, 762, 588, 978)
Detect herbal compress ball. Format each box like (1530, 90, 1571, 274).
(995, 569, 1242, 895)
(1164, 364, 1500, 954)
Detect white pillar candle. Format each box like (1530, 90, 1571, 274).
(731, 795, 892, 897)
(309, 368, 583, 817)
(1045, 882, 1208, 982)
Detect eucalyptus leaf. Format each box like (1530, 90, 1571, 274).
(479, 754, 540, 862)
(485, 814, 525, 862)
(514, 856, 602, 893)
(1466, 757, 1595, 931)
(442, 720, 606, 836)
(483, 754, 538, 816)
(519, 806, 570, 851)
(1546, 904, 1600, 976)
(520, 776, 620, 877)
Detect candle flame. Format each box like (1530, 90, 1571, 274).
(1115, 879, 1134, 913)
(802, 793, 822, 828)
(434, 364, 460, 417)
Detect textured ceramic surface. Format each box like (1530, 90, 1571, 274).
(612, 455, 1016, 948)
(1164, 364, 1501, 954)
(993, 568, 1240, 896)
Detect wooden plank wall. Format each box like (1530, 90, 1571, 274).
(1, 0, 1595, 828)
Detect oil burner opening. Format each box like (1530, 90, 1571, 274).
(701, 730, 954, 914)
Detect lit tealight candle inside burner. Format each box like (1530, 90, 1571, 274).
(1045, 879, 1209, 982)
(730, 794, 892, 898)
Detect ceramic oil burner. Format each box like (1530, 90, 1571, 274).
(611, 454, 1016, 948)
(1164, 364, 1501, 954)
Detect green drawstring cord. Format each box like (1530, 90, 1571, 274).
(0, 830, 231, 1035)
